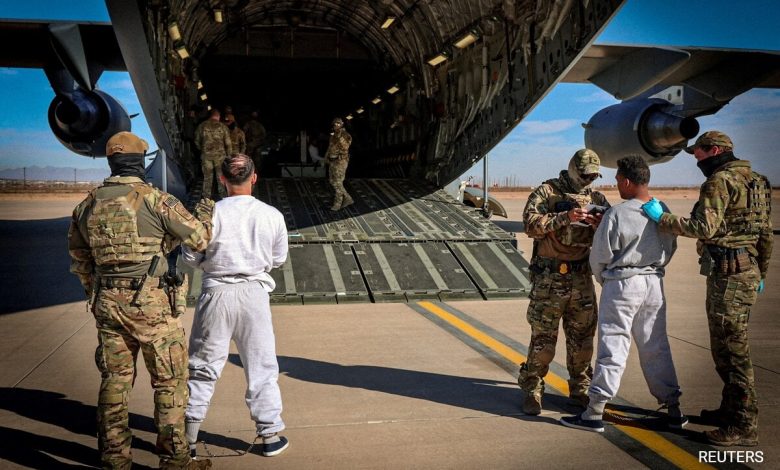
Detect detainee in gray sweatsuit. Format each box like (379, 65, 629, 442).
(182, 154, 290, 457)
(561, 155, 688, 433)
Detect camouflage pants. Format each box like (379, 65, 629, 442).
(706, 264, 761, 431)
(201, 158, 225, 200)
(93, 282, 190, 469)
(518, 271, 597, 397)
(328, 158, 351, 207)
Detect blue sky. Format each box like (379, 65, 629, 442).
(1, 0, 779, 186)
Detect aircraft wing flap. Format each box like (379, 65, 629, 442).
(563, 44, 780, 96)
(0, 20, 124, 71)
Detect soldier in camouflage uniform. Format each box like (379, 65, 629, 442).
(324, 117, 353, 211)
(643, 131, 773, 447)
(243, 111, 267, 171)
(224, 113, 246, 155)
(68, 131, 213, 469)
(518, 149, 610, 415)
(195, 109, 232, 199)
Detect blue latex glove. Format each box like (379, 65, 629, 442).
(757, 279, 765, 293)
(642, 197, 664, 222)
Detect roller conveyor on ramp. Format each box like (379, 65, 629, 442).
(186, 178, 531, 304)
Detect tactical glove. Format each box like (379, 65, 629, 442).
(641, 197, 664, 222)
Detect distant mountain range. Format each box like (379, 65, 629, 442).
(0, 166, 109, 182)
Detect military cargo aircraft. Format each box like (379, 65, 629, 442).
(1, 0, 779, 303)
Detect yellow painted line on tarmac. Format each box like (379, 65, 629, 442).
(416, 301, 714, 470)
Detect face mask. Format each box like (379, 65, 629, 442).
(107, 153, 146, 180)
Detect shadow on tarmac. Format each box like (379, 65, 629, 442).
(229, 354, 578, 424)
(0, 387, 155, 468)
(0, 218, 84, 314)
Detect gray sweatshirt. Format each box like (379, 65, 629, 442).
(589, 198, 676, 284)
(182, 195, 288, 291)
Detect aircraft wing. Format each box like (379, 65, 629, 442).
(562, 44, 780, 102)
(0, 19, 124, 71)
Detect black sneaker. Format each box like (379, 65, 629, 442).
(560, 414, 604, 433)
(261, 435, 290, 457)
(668, 414, 689, 430)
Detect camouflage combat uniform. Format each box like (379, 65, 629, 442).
(325, 125, 353, 210)
(243, 118, 266, 170)
(68, 176, 211, 469)
(518, 156, 609, 405)
(229, 126, 246, 155)
(658, 156, 773, 436)
(195, 120, 232, 199)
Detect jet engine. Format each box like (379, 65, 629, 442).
(584, 98, 699, 168)
(47, 88, 131, 157)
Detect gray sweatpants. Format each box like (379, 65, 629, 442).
(186, 282, 285, 436)
(589, 274, 682, 406)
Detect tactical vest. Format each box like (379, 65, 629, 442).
(86, 183, 163, 266)
(720, 166, 772, 239)
(544, 178, 596, 248)
(200, 121, 228, 157)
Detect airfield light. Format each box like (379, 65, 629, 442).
(197, 80, 203, 90)
(381, 16, 396, 29)
(356, 107, 365, 114)
(346, 114, 354, 120)
(168, 21, 182, 41)
(200, 93, 208, 101)
(426, 52, 449, 67)
(386, 84, 400, 94)
(454, 31, 479, 49)
(371, 96, 382, 105)
(214, 8, 224, 23)
(175, 44, 190, 59)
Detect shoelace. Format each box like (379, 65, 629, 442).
(197, 435, 259, 458)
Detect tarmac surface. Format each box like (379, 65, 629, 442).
(1, 189, 779, 469)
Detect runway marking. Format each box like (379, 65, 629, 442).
(413, 301, 716, 470)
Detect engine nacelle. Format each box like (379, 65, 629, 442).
(584, 99, 699, 168)
(48, 88, 131, 157)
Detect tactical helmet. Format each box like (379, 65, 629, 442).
(106, 131, 149, 156)
(332, 117, 344, 127)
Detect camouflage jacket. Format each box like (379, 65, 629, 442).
(325, 128, 352, 159)
(195, 120, 232, 160)
(243, 120, 266, 148)
(659, 159, 773, 277)
(68, 176, 211, 295)
(229, 127, 246, 155)
(523, 171, 609, 261)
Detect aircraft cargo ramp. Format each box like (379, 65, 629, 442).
(188, 179, 531, 304)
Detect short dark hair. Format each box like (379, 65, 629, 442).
(616, 155, 650, 185)
(221, 154, 255, 185)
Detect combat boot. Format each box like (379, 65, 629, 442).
(186, 458, 213, 469)
(704, 426, 758, 447)
(330, 196, 343, 211)
(341, 196, 354, 209)
(521, 391, 542, 415)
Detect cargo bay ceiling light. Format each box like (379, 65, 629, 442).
(454, 31, 479, 49)
(386, 84, 400, 94)
(356, 107, 365, 114)
(371, 96, 382, 105)
(167, 21, 181, 41)
(381, 15, 396, 29)
(213, 8, 224, 23)
(197, 80, 203, 89)
(426, 51, 449, 66)
(346, 114, 354, 120)
(199, 93, 208, 101)
(175, 43, 190, 59)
